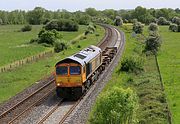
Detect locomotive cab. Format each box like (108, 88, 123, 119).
(55, 63, 82, 87)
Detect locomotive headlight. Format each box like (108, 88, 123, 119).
(57, 83, 61, 86)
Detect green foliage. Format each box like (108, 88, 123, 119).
(145, 31, 162, 54)
(133, 22, 144, 34)
(89, 87, 138, 124)
(0, 18, 2, 25)
(54, 40, 68, 53)
(120, 56, 144, 73)
(169, 23, 178, 32)
(133, 6, 155, 24)
(77, 14, 91, 25)
(172, 16, 180, 25)
(21, 25, 32, 32)
(85, 8, 98, 17)
(45, 19, 79, 31)
(85, 22, 96, 35)
(114, 16, 123, 26)
(27, 7, 46, 25)
(38, 30, 56, 45)
(148, 23, 159, 32)
(157, 17, 170, 25)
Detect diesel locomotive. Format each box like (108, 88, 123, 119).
(55, 45, 103, 99)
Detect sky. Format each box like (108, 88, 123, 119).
(0, 0, 180, 11)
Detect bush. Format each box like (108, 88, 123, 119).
(38, 31, 56, 45)
(86, 22, 96, 34)
(133, 22, 144, 34)
(145, 32, 162, 54)
(45, 19, 79, 31)
(54, 40, 68, 53)
(30, 38, 39, 43)
(0, 18, 3, 25)
(89, 87, 138, 124)
(114, 16, 123, 26)
(121, 56, 144, 73)
(169, 23, 178, 32)
(157, 17, 169, 25)
(21, 25, 32, 32)
(148, 23, 159, 32)
(172, 16, 180, 25)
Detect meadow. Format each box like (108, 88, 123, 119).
(0, 25, 105, 103)
(158, 26, 180, 123)
(0, 25, 86, 67)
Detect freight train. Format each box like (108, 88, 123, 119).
(54, 29, 120, 99)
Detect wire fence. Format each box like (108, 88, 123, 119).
(0, 49, 54, 73)
(155, 55, 172, 124)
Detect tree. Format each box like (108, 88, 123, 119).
(114, 16, 123, 26)
(85, 8, 98, 17)
(145, 31, 162, 54)
(157, 17, 169, 25)
(148, 23, 159, 32)
(27, 7, 46, 25)
(172, 16, 180, 25)
(89, 87, 138, 124)
(169, 23, 178, 32)
(45, 19, 79, 31)
(133, 6, 154, 24)
(133, 22, 144, 34)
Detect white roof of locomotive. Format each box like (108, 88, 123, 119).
(67, 45, 101, 66)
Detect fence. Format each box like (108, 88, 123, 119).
(155, 55, 172, 124)
(0, 49, 54, 73)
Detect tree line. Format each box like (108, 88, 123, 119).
(0, 6, 180, 25)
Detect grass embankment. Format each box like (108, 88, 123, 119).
(158, 26, 180, 123)
(0, 25, 105, 103)
(89, 25, 169, 124)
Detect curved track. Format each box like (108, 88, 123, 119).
(36, 25, 125, 124)
(0, 24, 125, 124)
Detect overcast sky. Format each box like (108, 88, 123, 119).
(0, 0, 180, 11)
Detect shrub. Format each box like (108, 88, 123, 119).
(121, 56, 144, 73)
(30, 38, 39, 43)
(0, 18, 3, 25)
(89, 87, 138, 124)
(169, 23, 178, 32)
(172, 16, 180, 25)
(148, 23, 159, 32)
(21, 25, 32, 32)
(54, 40, 68, 53)
(145, 32, 162, 54)
(86, 22, 96, 34)
(45, 19, 79, 31)
(114, 16, 123, 26)
(38, 31, 56, 45)
(133, 22, 144, 34)
(157, 17, 169, 25)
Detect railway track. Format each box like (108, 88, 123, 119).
(0, 77, 56, 124)
(35, 25, 124, 124)
(0, 24, 124, 124)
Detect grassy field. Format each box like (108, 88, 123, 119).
(0, 25, 105, 103)
(158, 26, 180, 123)
(89, 25, 169, 123)
(0, 25, 45, 66)
(0, 25, 86, 67)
